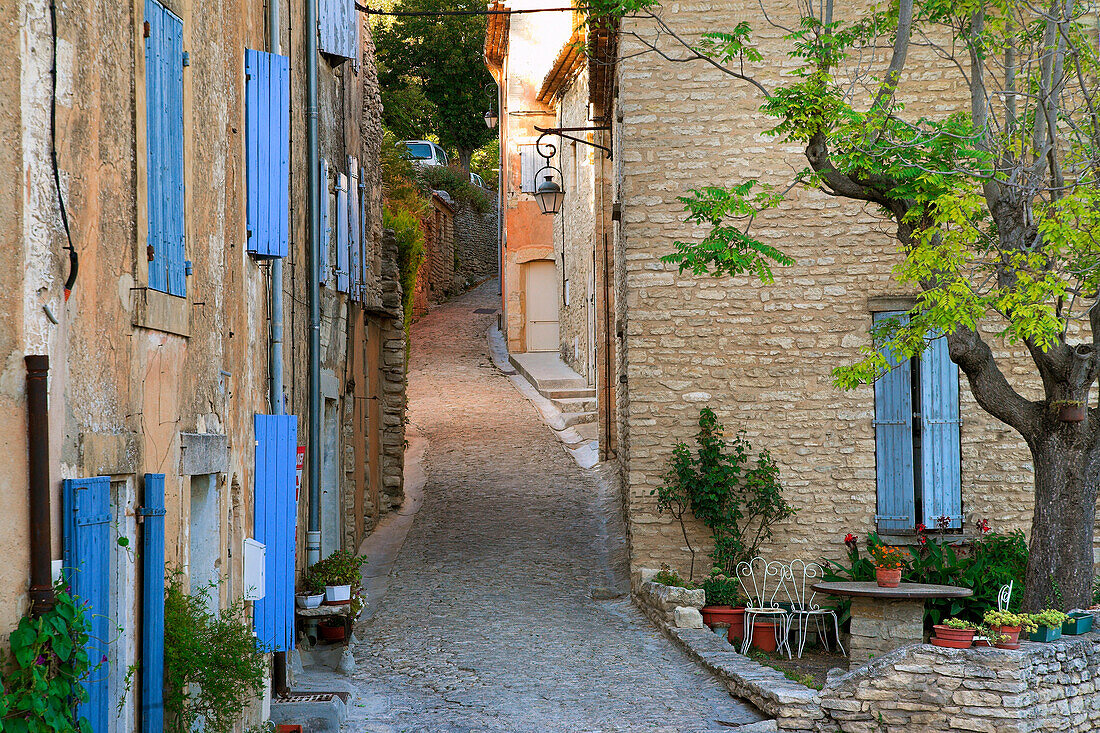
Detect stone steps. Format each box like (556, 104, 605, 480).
(552, 395, 597, 413)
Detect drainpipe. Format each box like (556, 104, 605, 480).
(269, 2, 284, 419)
(26, 355, 55, 616)
(305, 0, 322, 568)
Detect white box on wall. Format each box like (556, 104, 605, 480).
(242, 538, 266, 601)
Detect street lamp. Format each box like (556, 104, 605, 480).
(534, 173, 565, 215)
(484, 109, 498, 129)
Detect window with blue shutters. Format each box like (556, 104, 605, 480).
(319, 0, 360, 59)
(245, 49, 290, 258)
(253, 414, 298, 652)
(319, 158, 330, 284)
(335, 172, 350, 293)
(349, 157, 361, 300)
(145, 0, 187, 296)
(873, 311, 963, 532)
(140, 474, 167, 733)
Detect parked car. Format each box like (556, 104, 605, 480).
(470, 172, 485, 187)
(398, 140, 448, 167)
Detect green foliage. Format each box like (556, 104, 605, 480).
(942, 617, 973, 630)
(825, 529, 1028, 628)
(700, 567, 743, 606)
(384, 206, 424, 332)
(305, 550, 367, 589)
(470, 138, 500, 189)
(0, 588, 93, 733)
(656, 408, 796, 577)
(651, 568, 693, 588)
(419, 165, 493, 214)
(374, 0, 496, 166)
(983, 609, 1036, 632)
(164, 573, 266, 733)
(1030, 609, 1068, 629)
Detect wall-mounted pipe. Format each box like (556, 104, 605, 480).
(306, 0, 322, 567)
(269, 0, 284, 418)
(26, 355, 55, 615)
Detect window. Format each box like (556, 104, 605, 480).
(319, 0, 359, 59)
(403, 142, 432, 160)
(520, 144, 543, 193)
(873, 311, 962, 533)
(244, 49, 290, 258)
(145, 0, 187, 296)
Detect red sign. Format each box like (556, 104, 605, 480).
(295, 446, 305, 504)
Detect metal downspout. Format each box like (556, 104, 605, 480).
(269, 0, 283, 418)
(26, 355, 55, 615)
(306, 0, 322, 567)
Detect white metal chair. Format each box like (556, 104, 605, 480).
(780, 559, 846, 658)
(998, 581, 1014, 611)
(736, 557, 792, 658)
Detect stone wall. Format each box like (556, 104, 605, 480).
(819, 630, 1100, 732)
(453, 198, 498, 291)
(614, 0, 1042, 579)
(412, 193, 455, 318)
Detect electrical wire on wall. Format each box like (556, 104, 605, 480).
(49, 0, 78, 301)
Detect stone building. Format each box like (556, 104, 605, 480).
(490, 0, 1060, 582)
(3, 0, 404, 728)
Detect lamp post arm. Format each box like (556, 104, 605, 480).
(534, 125, 612, 160)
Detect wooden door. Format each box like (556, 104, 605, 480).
(525, 260, 559, 352)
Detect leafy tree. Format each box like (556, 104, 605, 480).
(584, 0, 1100, 610)
(374, 0, 497, 171)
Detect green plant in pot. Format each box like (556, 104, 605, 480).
(296, 572, 326, 609)
(700, 567, 746, 640)
(1051, 399, 1086, 422)
(1029, 609, 1068, 642)
(932, 617, 977, 649)
(983, 610, 1035, 649)
(306, 550, 367, 605)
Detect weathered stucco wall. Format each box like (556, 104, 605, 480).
(614, 2, 1039, 579)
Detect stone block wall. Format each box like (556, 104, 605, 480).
(412, 193, 455, 318)
(453, 199, 498, 290)
(847, 597, 924, 668)
(614, 0, 1042, 579)
(819, 631, 1100, 732)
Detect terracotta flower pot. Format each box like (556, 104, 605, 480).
(931, 637, 974, 649)
(992, 624, 1022, 649)
(876, 567, 902, 588)
(701, 605, 741, 627)
(726, 608, 746, 645)
(1057, 402, 1086, 422)
(751, 620, 779, 653)
(319, 623, 346, 643)
(932, 625, 976, 645)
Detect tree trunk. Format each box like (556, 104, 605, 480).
(1022, 429, 1100, 611)
(457, 148, 473, 173)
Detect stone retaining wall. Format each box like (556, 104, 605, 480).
(635, 576, 1100, 732)
(820, 629, 1100, 732)
(453, 198, 498, 291)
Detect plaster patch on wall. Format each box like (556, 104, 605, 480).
(118, 273, 135, 313)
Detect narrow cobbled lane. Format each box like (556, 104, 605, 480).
(346, 282, 762, 732)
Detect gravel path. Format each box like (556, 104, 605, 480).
(345, 282, 763, 732)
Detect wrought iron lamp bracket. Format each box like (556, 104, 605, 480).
(534, 125, 612, 161)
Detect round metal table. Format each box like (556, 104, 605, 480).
(811, 581, 973, 669)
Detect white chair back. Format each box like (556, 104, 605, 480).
(736, 557, 786, 609)
(997, 581, 1013, 611)
(782, 559, 824, 611)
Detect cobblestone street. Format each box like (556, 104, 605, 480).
(345, 282, 762, 732)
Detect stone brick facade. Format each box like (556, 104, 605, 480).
(412, 192, 455, 318)
(612, 1, 1041, 579)
(453, 198, 499, 290)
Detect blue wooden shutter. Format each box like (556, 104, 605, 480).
(319, 0, 359, 59)
(245, 49, 290, 258)
(140, 474, 167, 733)
(335, 172, 350, 292)
(253, 414, 298, 652)
(349, 157, 361, 300)
(319, 158, 330, 283)
(63, 477, 111, 731)
(359, 174, 369, 290)
(145, 0, 186, 296)
(873, 311, 916, 532)
(921, 334, 963, 528)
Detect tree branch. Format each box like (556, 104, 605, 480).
(947, 326, 1040, 439)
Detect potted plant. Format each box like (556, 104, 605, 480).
(700, 568, 744, 633)
(983, 610, 1035, 649)
(1062, 611, 1094, 635)
(296, 573, 326, 609)
(751, 619, 780, 653)
(306, 550, 367, 605)
(1051, 399, 1086, 422)
(1029, 609, 1068, 642)
(932, 617, 977, 648)
(318, 617, 346, 643)
(870, 544, 905, 588)
(973, 623, 1002, 648)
